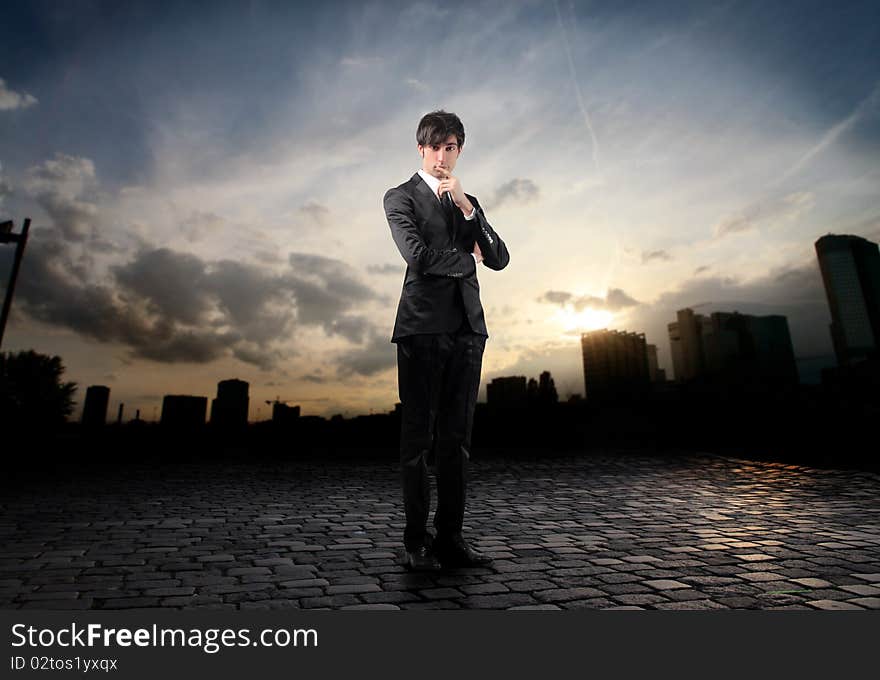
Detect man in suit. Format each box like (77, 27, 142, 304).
(384, 110, 510, 570)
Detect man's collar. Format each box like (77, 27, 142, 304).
(417, 169, 441, 198)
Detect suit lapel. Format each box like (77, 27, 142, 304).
(411, 173, 456, 241)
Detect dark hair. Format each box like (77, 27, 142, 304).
(416, 110, 465, 148)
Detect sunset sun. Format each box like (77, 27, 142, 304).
(555, 307, 615, 332)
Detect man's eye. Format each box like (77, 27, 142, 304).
(447, 146, 457, 152)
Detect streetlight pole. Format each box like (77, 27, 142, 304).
(0, 218, 31, 349)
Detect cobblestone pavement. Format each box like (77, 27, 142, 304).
(1, 452, 878, 610)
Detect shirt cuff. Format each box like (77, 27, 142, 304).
(464, 206, 477, 220)
(471, 253, 480, 265)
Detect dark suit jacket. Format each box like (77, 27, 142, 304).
(385, 172, 510, 343)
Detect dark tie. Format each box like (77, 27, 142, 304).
(440, 191, 456, 225)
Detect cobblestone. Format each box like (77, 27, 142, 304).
(1, 452, 877, 610)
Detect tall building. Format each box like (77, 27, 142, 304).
(210, 378, 249, 428)
(486, 376, 527, 408)
(81, 385, 110, 427)
(668, 308, 708, 382)
(526, 371, 559, 406)
(538, 370, 558, 404)
(815, 234, 880, 365)
(667, 308, 798, 385)
(581, 329, 650, 400)
(160, 395, 207, 429)
(646, 344, 666, 383)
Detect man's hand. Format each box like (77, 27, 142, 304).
(437, 170, 474, 215)
(472, 241, 483, 264)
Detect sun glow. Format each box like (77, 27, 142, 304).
(555, 307, 614, 332)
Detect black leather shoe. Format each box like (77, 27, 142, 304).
(434, 536, 493, 568)
(404, 545, 441, 571)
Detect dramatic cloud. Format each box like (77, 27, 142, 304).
(642, 249, 672, 263)
(489, 178, 540, 209)
(114, 248, 210, 325)
(335, 330, 396, 377)
(0, 77, 38, 111)
(283, 252, 386, 340)
(11, 232, 386, 368)
(23, 154, 99, 241)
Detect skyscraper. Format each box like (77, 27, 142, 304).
(667, 308, 707, 382)
(210, 378, 250, 428)
(581, 329, 650, 400)
(815, 234, 880, 365)
(667, 308, 798, 385)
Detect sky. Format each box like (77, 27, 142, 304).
(1, 0, 878, 420)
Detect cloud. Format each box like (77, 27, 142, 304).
(642, 249, 672, 263)
(489, 178, 540, 209)
(113, 248, 210, 325)
(180, 210, 226, 243)
(694, 265, 711, 275)
(366, 263, 402, 275)
(335, 330, 396, 377)
(713, 191, 814, 238)
(9, 229, 386, 368)
(405, 78, 428, 92)
(538, 287, 641, 311)
(283, 252, 386, 337)
(299, 200, 331, 226)
(0, 78, 38, 111)
(537, 291, 573, 305)
(23, 154, 99, 241)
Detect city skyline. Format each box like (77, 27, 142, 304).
(1, 0, 879, 420)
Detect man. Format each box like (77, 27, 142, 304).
(384, 110, 510, 570)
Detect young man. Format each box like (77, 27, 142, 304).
(384, 110, 510, 570)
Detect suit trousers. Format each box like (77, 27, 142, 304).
(396, 317, 486, 551)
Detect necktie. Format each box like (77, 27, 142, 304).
(440, 191, 456, 225)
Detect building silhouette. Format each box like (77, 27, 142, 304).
(815, 234, 880, 365)
(160, 395, 207, 429)
(81, 385, 110, 427)
(272, 401, 301, 425)
(210, 378, 249, 428)
(537, 370, 558, 404)
(486, 376, 527, 408)
(668, 309, 706, 382)
(646, 344, 666, 383)
(668, 308, 797, 385)
(581, 329, 651, 400)
(526, 371, 558, 406)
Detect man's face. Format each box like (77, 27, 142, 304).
(418, 134, 461, 178)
